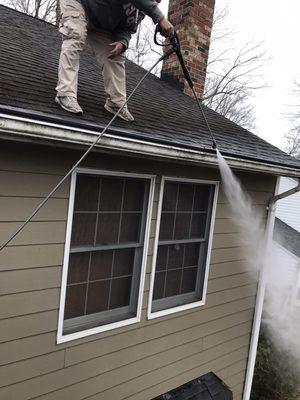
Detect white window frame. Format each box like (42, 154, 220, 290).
(147, 176, 219, 320)
(57, 168, 155, 344)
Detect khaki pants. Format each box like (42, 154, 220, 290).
(56, 0, 126, 107)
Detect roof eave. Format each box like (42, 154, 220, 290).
(1, 113, 300, 178)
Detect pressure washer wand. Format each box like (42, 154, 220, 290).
(155, 29, 218, 150)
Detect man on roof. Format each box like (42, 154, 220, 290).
(55, 0, 174, 122)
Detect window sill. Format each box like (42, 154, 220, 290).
(57, 316, 140, 344)
(147, 299, 206, 320)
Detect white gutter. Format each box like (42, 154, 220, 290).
(1, 114, 300, 178)
(269, 178, 300, 205)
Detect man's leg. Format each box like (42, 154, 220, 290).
(55, 0, 87, 113)
(87, 31, 134, 121)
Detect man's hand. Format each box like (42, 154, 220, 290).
(108, 42, 124, 59)
(158, 17, 174, 38)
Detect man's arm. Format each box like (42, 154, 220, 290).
(130, 0, 174, 37)
(130, 0, 164, 24)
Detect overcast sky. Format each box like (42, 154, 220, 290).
(160, 0, 300, 150)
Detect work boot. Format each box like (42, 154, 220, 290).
(104, 102, 134, 122)
(55, 96, 83, 115)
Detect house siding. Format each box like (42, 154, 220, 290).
(0, 142, 277, 400)
(276, 177, 300, 232)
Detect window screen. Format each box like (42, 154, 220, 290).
(151, 180, 215, 313)
(63, 173, 150, 334)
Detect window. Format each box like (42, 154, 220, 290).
(148, 178, 218, 318)
(58, 169, 154, 342)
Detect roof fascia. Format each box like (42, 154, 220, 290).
(0, 113, 300, 178)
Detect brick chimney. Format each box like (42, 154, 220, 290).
(161, 0, 215, 98)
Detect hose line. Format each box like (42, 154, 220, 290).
(0, 31, 217, 251)
(0, 50, 172, 252)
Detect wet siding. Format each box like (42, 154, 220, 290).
(0, 142, 277, 400)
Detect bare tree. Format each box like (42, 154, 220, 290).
(202, 6, 268, 130)
(127, 21, 163, 75)
(284, 80, 300, 158)
(284, 129, 300, 158)
(1, 0, 59, 24)
(129, 5, 268, 130)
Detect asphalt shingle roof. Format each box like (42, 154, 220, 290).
(152, 372, 232, 400)
(274, 218, 300, 258)
(1, 5, 300, 171)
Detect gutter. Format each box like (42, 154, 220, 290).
(243, 177, 300, 400)
(1, 113, 300, 178)
(269, 179, 300, 205)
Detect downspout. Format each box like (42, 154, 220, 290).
(269, 178, 300, 205)
(243, 177, 300, 400)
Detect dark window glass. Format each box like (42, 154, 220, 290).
(174, 212, 191, 240)
(64, 173, 150, 335)
(64, 284, 86, 319)
(194, 185, 210, 211)
(190, 214, 207, 238)
(184, 243, 200, 267)
(67, 253, 90, 284)
(152, 180, 214, 313)
(177, 184, 194, 211)
(181, 267, 197, 294)
(156, 245, 168, 271)
(96, 213, 120, 245)
(113, 248, 135, 277)
(74, 175, 100, 211)
(162, 182, 178, 211)
(159, 213, 175, 241)
(120, 213, 142, 243)
(123, 180, 145, 211)
(110, 277, 132, 309)
(165, 270, 181, 297)
(153, 271, 166, 300)
(168, 244, 184, 269)
(86, 281, 110, 314)
(90, 250, 113, 280)
(99, 177, 123, 211)
(71, 213, 97, 246)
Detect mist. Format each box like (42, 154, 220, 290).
(216, 149, 300, 374)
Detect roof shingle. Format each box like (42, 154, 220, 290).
(0, 5, 300, 171)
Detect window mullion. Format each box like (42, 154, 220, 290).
(179, 243, 186, 295)
(171, 183, 180, 241)
(117, 179, 126, 244)
(93, 177, 102, 246)
(162, 245, 170, 299)
(107, 249, 115, 310)
(108, 179, 125, 310)
(84, 252, 92, 316)
(163, 183, 180, 298)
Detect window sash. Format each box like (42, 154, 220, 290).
(63, 172, 150, 334)
(64, 305, 134, 334)
(70, 242, 143, 254)
(151, 179, 216, 313)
